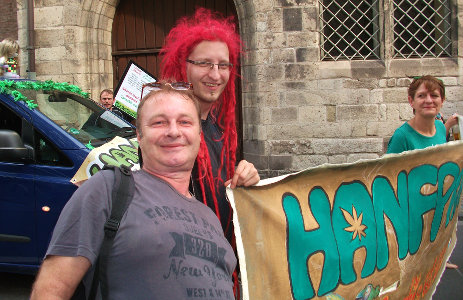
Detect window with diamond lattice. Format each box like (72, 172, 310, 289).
(393, 0, 452, 58)
(319, 0, 380, 61)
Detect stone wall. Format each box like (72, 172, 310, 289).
(0, 0, 18, 41)
(10, 0, 463, 180)
(16, 0, 116, 98)
(235, 0, 463, 178)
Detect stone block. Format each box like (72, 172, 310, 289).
(319, 61, 351, 79)
(246, 124, 267, 140)
(35, 0, 64, 8)
(382, 88, 407, 103)
(378, 79, 387, 88)
(386, 78, 396, 87)
(257, 64, 284, 82)
(34, 29, 64, 47)
(342, 78, 377, 90)
(63, 5, 81, 25)
(370, 89, 384, 104)
(270, 139, 313, 155)
(243, 140, 266, 155)
(267, 9, 283, 32)
(35, 7, 63, 28)
(277, 0, 312, 7)
(388, 58, 458, 78)
(37, 46, 66, 62)
(347, 153, 380, 163)
(350, 120, 367, 137)
(270, 155, 293, 170)
(243, 107, 259, 124)
(284, 80, 317, 91)
(378, 104, 387, 121)
(442, 77, 458, 86)
(398, 103, 413, 120)
(271, 48, 295, 63)
(251, 0, 274, 11)
(328, 155, 347, 165)
(296, 47, 318, 62)
(396, 77, 412, 87)
(285, 64, 316, 80)
(302, 7, 317, 31)
(284, 90, 318, 106)
(311, 138, 383, 154)
(243, 153, 269, 171)
(337, 104, 378, 121)
(271, 107, 298, 123)
(287, 32, 317, 47)
(344, 89, 371, 105)
(351, 60, 386, 79)
(445, 86, 463, 101)
(326, 105, 336, 122)
(293, 154, 328, 169)
(256, 32, 286, 49)
(64, 27, 86, 44)
(299, 105, 326, 123)
(35, 61, 62, 75)
(283, 8, 302, 31)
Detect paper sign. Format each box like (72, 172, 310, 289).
(113, 60, 157, 118)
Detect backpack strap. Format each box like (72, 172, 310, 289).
(88, 165, 135, 300)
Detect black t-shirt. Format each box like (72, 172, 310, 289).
(190, 116, 233, 244)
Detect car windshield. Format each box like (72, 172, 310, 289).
(20, 89, 136, 148)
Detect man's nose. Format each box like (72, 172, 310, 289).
(166, 122, 181, 137)
(207, 65, 221, 80)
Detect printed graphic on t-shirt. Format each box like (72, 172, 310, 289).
(143, 203, 234, 299)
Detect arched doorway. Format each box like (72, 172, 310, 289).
(111, 0, 242, 158)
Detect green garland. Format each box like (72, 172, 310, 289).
(0, 79, 90, 109)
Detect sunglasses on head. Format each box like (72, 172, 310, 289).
(140, 82, 193, 99)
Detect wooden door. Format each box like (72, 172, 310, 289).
(112, 0, 237, 85)
(112, 0, 243, 158)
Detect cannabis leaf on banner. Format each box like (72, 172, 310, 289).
(341, 206, 367, 241)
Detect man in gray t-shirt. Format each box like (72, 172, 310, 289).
(31, 82, 236, 300)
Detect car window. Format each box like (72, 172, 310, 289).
(35, 130, 73, 167)
(20, 89, 135, 148)
(0, 100, 22, 135)
(0, 100, 72, 166)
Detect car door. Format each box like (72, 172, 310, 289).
(0, 97, 38, 266)
(0, 96, 80, 271)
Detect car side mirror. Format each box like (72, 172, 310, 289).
(0, 129, 34, 163)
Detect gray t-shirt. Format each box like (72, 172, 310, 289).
(46, 169, 236, 300)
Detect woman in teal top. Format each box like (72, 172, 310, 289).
(387, 75, 455, 154)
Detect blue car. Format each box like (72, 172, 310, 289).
(0, 79, 136, 274)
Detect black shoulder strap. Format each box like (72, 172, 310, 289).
(88, 166, 135, 300)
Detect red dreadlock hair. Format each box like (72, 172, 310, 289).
(160, 8, 242, 217)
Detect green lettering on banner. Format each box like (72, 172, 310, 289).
(282, 162, 463, 299)
(333, 182, 377, 283)
(372, 172, 408, 268)
(408, 165, 437, 255)
(99, 143, 139, 168)
(283, 189, 339, 299)
(432, 162, 460, 241)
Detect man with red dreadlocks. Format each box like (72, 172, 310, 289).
(161, 8, 260, 248)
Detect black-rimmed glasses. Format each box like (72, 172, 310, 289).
(186, 59, 233, 70)
(140, 82, 193, 99)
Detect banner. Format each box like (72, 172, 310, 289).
(227, 141, 463, 300)
(71, 136, 140, 186)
